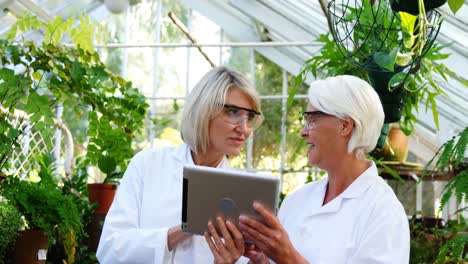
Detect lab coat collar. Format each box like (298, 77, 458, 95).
(340, 161, 378, 199)
(309, 161, 378, 215)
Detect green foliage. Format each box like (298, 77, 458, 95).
(410, 217, 468, 263)
(48, 159, 97, 263)
(0, 201, 23, 263)
(0, 15, 149, 182)
(249, 53, 309, 169)
(436, 232, 468, 263)
(424, 127, 468, 210)
(448, 0, 465, 14)
(5, 13, 106, 53)
(423, 127, 468, 262)
(0, 155, 82, 263)
(293, 33, 467, 135)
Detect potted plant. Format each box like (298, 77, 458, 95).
(0, 201, 23, 263)
(0, 154, 82, 264)
(0, 14, 149, 214)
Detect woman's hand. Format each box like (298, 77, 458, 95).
(167, 225, 192, 251)
(238, 202, 307, 264)
(244, 243, 269, 264)
(205, 217, 245, 264)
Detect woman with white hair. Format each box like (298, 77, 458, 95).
(97, 66, 263, 263)
(238, 75, 410, 263)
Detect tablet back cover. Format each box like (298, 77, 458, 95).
(182, 165, 279, 235)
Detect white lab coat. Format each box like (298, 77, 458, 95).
(97, 144, 243, 263)
(277, 162, 410, 264)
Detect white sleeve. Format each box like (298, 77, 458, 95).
(96, 156, 174, 264)
(348, 201, 410, 264)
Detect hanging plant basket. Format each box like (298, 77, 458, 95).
(367, 66, 407, 124)
(390, 0, 447, 15)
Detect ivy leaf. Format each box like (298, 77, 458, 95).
(373, 47, 399, 72)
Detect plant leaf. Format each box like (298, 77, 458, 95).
(388, 72, 407, 88)
(373, 47, 399, 72)
(448, 0, 464, 14)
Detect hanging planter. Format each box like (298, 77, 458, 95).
(390, 0, 447, 15)
(366, 58, 407, 124)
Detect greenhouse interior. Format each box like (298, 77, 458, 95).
(0, 0, 467, 263)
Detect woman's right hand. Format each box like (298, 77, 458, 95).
(167, 225, 192, 251)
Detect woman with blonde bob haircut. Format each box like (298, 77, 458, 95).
(238, 75, 410, 263)
(97, 66, 263, 263)
(181, 66, 263, 155)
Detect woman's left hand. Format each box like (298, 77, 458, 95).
(205, 216, 245, 264)
(238, 202, 307, 264)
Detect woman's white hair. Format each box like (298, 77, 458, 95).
(308, 75, 384, 159)
(180, 66, 262, 154)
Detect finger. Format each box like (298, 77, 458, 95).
(226, 220, 244, 252)
(239, 215, 275, 239)
(207, 220, 228, 257)
(239, 223, 269, 251)
(216, 217, 236, 252)
(204, 231, 222, 259)
(253, 202, 281, 229)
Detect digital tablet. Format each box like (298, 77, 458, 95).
(182, 165, 280, 235)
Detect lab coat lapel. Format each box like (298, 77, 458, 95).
(170, 144, 193, 181)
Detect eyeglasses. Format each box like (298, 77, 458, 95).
(221, 104, 262, 128)
(302, 111, 330, 130)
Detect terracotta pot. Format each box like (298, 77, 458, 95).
(13, 230, 48, 264)
(87, 183, 117, 214)
(383, 124, 409, 162)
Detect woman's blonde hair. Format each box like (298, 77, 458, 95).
(180, 66, 262, 154)
(308, 75, 384, 159)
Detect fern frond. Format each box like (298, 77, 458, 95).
(435, 138, 455, 169)
(453, 127, 468, 168)
(436, 232, 468, 263)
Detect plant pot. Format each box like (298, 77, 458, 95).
(13, 230, 48, 264)
(390, 0, 447, 15)
(87, 211, 107, 253)
(367, 69, 407, 123)
(87, 183, 117, 214)
(382, 124, 409, 162)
